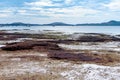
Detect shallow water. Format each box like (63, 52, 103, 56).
(0, 45, 5, 47)
(0, 26, 120, 34)
(59, 42, 120, 52)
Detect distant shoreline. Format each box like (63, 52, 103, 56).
(0, 20, 120, 26)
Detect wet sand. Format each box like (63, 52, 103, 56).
(0, 30, 120, 80)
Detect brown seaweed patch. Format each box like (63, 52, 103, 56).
(1, 41, 62, 51)
(48, 50, 120, 64)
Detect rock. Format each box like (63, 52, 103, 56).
(70, 33, 120, 42)
(48, 50, 101, 62)
(1, 41, 62, 51)
(48, 50, 120, 64)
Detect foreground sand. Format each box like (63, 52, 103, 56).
(0, 30, 120, 80)
(0, 50, 120, 80)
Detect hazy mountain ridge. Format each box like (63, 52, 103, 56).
(0, 22, 41, 27)
(0, 20, 120, 26)
(76, 20, 120, 26)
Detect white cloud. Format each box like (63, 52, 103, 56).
(0, 0, 119, 24)
(17, 10, 26, 13)
(23, 0, 102, 18)
(0, 9, 13, 13)
(28, 6, 100, 18)
(103, 0, 120, 11)
(0, 14, 9, 18)
(0, 9, 13, 18)
(65, 0, 73, 4)
(23, 0, 100, 18)
(25, 0, 54, 7)
(29, 7, 43, 10)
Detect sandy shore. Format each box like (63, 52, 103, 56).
(0, 30, 120, 80)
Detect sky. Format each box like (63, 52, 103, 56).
(0, 0, 120, 24)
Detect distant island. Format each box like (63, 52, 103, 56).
(0, 20, 120, 26)
(76, 20, 120, 26)
(0, 22, 41, 27)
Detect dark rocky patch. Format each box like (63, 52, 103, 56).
(1, 41, 62, 51)
(0, 35, 24, 40)
(48, 51, 94, 61)
(48, 51, 120, 64)
(48, 51, 101, 62)
(71, 33, 120, 42)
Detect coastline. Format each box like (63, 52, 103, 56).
(0, 29, 120, 80)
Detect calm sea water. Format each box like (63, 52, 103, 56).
(0, 26, 120, 34)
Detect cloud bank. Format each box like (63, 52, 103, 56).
(0, 0, 120, 23)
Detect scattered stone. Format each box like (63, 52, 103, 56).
(1, 41, 62, 51)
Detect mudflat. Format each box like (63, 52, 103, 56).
(0, 30, 120, 80)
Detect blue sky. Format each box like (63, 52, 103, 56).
(0, 0, 120, 24)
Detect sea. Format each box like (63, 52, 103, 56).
(0, 26, 120, 34)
